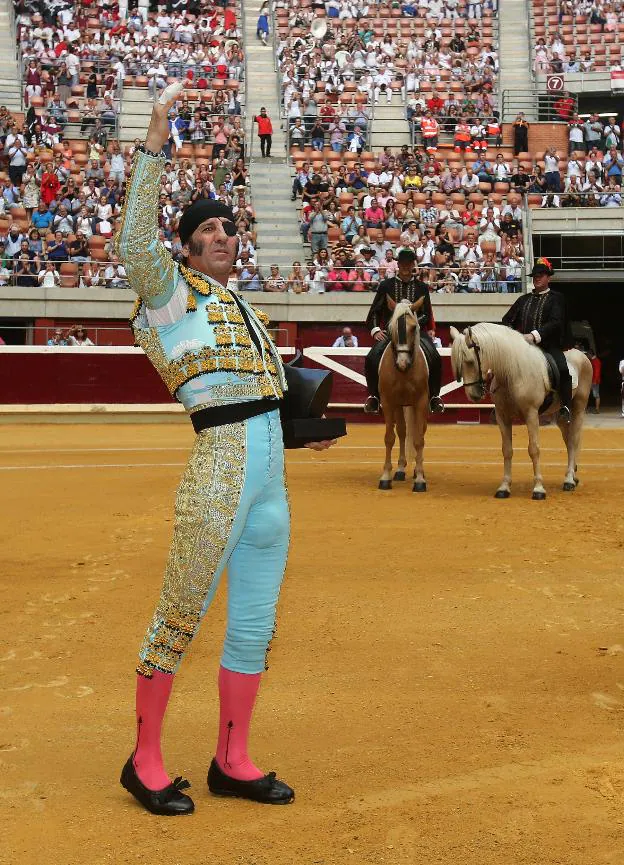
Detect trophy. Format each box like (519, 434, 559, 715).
(280, 354, 347, 449)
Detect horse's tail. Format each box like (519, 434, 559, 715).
(404, 405, 416, 462)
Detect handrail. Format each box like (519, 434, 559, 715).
(502, 89, 577, 123)
(523, 192, 534, 279)
(239, 0, 249, 159)
(21, 57, 244, 84)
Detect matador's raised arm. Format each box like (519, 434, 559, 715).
(114, 149, 179, 310)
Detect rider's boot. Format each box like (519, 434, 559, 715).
(364, 395, 380, 414)
(429, 395, 445, 414)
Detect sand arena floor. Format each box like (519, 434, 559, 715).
(2, 420, 624, 865)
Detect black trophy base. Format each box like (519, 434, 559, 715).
(281, 417, 347, 449)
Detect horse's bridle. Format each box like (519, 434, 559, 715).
(461, 331, 488, 400)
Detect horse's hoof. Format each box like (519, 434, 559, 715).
(562, 481, 576, 492)
(574, 477, 580, 487)
(494, 489, 510, 499)
(532, 491, 547, 500)
(412, 481, 427, 493)
(378, 480, 392, 491)
(393, 471, 406, 481)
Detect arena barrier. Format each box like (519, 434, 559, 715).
(0, 346, 492, 423)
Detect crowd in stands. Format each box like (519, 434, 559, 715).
(15, 0, 244, 147)
(533, 0, 624, 72)
(0, 106, 255, 289)
(275, 1, 498, 152)
(513, 112, 624, 208)
(287, 143, 524, 294)
(2, 0, 253, 291)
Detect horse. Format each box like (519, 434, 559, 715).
(377, 297, 430, 492)
(450, 322, 592, 500)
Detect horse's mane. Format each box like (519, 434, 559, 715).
(388, 301, 419, 344)
(461, 322, 549, 391)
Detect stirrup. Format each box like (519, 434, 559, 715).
(430, 396, 445, 414)
(364, 396, 380, 414)
(558, 405, 571, 423)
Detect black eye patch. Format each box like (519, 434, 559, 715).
(222, 221, 238, 237)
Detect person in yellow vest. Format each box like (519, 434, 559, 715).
(454, 118, 472, 153)
(486, 114, 502, 148)
(421, 110, 440, 153)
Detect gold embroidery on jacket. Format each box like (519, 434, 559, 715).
(114, 152, 176, 302)
(180, 264, 234, 304)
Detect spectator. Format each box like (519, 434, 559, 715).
(264, 265, 287, 292)
(589, 352, 601, 413)
(332, 327, 359, 347)
(253, 107, 273, 157)
(38, 260, 60, 288)
(308, 199, 330, 254)
(104, 255, 128, 288)
(568, 113, 585, 154)
(543, 147, 562, 193)
(47, 328, 68, 346)
(287, 261, 305, 293)
(31, 202, 54, 233)
(46, 231, 69, 262)
(238, 261, 262, 291)
(584, 113, 603, 151)
(14, 253, 38, 287)
(512, 112, 529, 155)
(4, 226, 24, 258)
(7, 134, 28, 186)
(304, 263, 325, 294)
(68, 232, 90, 263)
(67, 325, 94, 346)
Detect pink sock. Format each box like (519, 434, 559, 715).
(215, 666, 264, 781)
(132, 670, 173, 791)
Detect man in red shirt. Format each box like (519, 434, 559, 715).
(589, 351, 602, 413)
(554, 92, 575, 122)
(426, 92, 444, 115)
(253, 107, 273, 157)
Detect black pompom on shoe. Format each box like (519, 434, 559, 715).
(120, 756, 195, 815)
(207, 759, 294, 805)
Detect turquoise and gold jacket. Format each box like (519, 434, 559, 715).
(114, 150, 286, 414)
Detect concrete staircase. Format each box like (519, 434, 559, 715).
(0, 0, 22, 113)
(369, 94, 411, 150)
(499, 0, 536, 121)
(119, 86, 152, 143)
(241, 0, 305, 272)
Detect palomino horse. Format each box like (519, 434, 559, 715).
(378, 297, 430, 492)
(450, 322, 592, 499)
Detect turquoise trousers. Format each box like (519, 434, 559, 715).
(137, 410, 290, 678)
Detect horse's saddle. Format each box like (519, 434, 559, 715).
(539, 351, 578, 414)
(543, 352, 578, 392)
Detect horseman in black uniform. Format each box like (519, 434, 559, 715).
(501, 256, 572, 422)
(363, 247, 445, 414)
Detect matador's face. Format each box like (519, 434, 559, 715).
(186, 217, 238, 280)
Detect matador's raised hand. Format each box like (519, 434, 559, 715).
(145, 81, 185, 154)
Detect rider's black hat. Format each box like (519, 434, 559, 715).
(529, 256, 554, 277)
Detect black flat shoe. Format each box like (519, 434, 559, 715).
(120, 756, 195, 815)
(207, 758, 294, 805)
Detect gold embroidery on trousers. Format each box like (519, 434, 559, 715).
(137, 423, 246, 677)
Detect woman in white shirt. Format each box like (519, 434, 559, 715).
(38, 261, 60, 288)
(68, 326, 94, 346)
(96, 194, 113, 222)
(75, 205, 94, 238)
